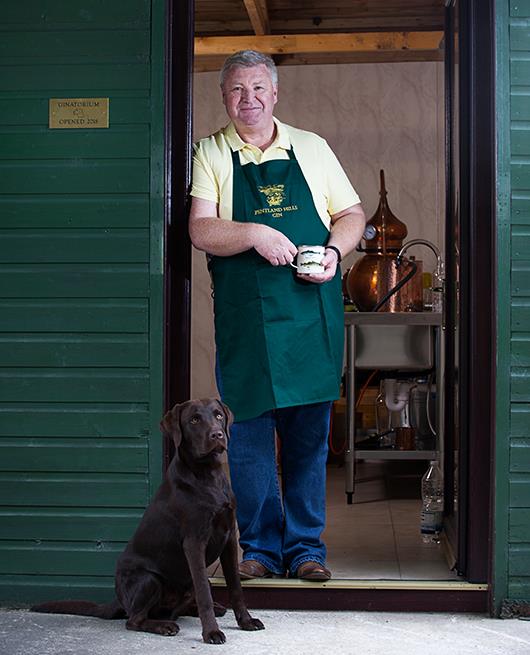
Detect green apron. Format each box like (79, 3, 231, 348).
(210, 145, 344, 422)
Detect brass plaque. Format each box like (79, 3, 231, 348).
(49, 98, 109, 129)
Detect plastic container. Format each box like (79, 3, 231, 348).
(420, 460, 444, 544)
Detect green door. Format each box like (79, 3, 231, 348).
(0, 0, 166, 603)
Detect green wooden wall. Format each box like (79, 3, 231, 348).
(496, 0, 530, 612)
(0, 0, 166, 603)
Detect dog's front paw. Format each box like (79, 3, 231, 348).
(240, 616, 265, 631)
(203, 629, 226, 644)
(155, 621, 180, 636)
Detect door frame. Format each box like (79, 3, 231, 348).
(164, 0, 496, 611)
(163, 0, 194, 466)
(447, 0, 495, 586)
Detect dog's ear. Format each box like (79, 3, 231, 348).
(217, 399, 234, 430)
(160, 404, 182, 447)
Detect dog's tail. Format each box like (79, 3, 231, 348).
(31, 598, 125, 620)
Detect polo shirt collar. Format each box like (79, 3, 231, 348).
(225, 117, 291, 152)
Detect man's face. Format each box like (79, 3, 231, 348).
(222, 64, 278, 130)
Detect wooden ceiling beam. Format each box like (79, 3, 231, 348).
(195, 31, 444, 57)
(242, 0, 270, 35)
(194, 49, 444, 73)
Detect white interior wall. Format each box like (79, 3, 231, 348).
(191, 61, 445, 398)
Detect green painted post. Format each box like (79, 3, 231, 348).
(494, 0, 512, 616)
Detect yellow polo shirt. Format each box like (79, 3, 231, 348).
(191, 118, 361, 229)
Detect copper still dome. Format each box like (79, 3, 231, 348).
(346, 170, 423, 312)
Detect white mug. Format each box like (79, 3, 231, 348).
(290, 245, 325, 274)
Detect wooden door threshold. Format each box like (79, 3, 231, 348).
(211, 578, 488, 612)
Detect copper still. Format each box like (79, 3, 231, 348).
(346, 170, 423, 312)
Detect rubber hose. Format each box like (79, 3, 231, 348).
(372, 259, 418, 312)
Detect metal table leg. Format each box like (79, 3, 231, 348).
(345, 323, 355, 504)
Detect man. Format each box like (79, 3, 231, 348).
(189, 51, 366, 581)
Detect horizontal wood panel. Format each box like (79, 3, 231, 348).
(0, 473, 149, 507)
(511, 58, 530, 87)
(511, 263, 530, 295)
(511, 403, 530, 436)
(511, 439, 530, 472)
(510, 508, 530, 542)
(509, 544, 530, 576)
(512, 300, 530, 329)
(268, 0, 442, 18)
(0, 300, 147, 332)
(0, 127, 150, 160)
(511, 193, 530, 224)
(0, 229, 149, 263)
(0, 96, 150, 128)
(0, 160, 149, 194)
(510, 161, 530, 190)
(0, 264, 148, 297)
(195, 31, 444, 56)
(0, 508, 141, 541)
(0, 439, 148, 473)
(511, 227, 530, 258)
(510, 25, 530, 52)
(271, 16, 442, 33)
(511, 333, 530, 364)
(0, 334, 148, 367)
(510, 475, 530, 507)
(0, 64, 150, 92)
(2, 0, 150, 28)
(197, 19, 442, 38)
(0, 542, 122, 576)
(0, 194, 149, 228)
(0, 403, 150, 438)
(0, 30, 149, 61)
(0, 575, 114, 605)
(0, 368, 149, 402)
(508, 579, 530, 600)
(512, 125, 530, 155)
(511, 93, 530, 121)
(512, 0, 530, 18)
(511, 368, 530, 400)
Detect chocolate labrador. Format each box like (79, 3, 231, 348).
(31, 398, 264, 644)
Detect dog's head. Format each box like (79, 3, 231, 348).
(160, 398, 234, 464)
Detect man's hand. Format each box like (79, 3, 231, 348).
(189, 197, 298, 264)
(253, 224, 298, 266)
(296, 248, 339, 284)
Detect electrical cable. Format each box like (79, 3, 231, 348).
(355, 369, 378, 409)
(372, 259, 418, 312)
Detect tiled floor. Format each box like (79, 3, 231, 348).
(325, 461, 459, 580)
(211, 460, 458, 581)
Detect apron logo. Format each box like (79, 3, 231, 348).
(258, 184, 285, 207)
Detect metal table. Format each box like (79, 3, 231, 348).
(343, 311, 444, 503)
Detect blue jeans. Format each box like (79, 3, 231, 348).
(227, 402, 331, 575)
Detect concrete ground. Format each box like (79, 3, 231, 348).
(1, 608, 530, 655)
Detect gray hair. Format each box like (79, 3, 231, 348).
(220, 50, 278, 88)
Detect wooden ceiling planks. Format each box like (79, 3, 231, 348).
(265, 0, 444, 34)
(195, 1, 445, 35)
(194, 0, 445, 69)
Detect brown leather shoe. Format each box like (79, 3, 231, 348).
(296, 561, 332, 581)
(238, 559, 273, 580)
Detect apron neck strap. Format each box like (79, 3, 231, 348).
(231, 146, 296, 168)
